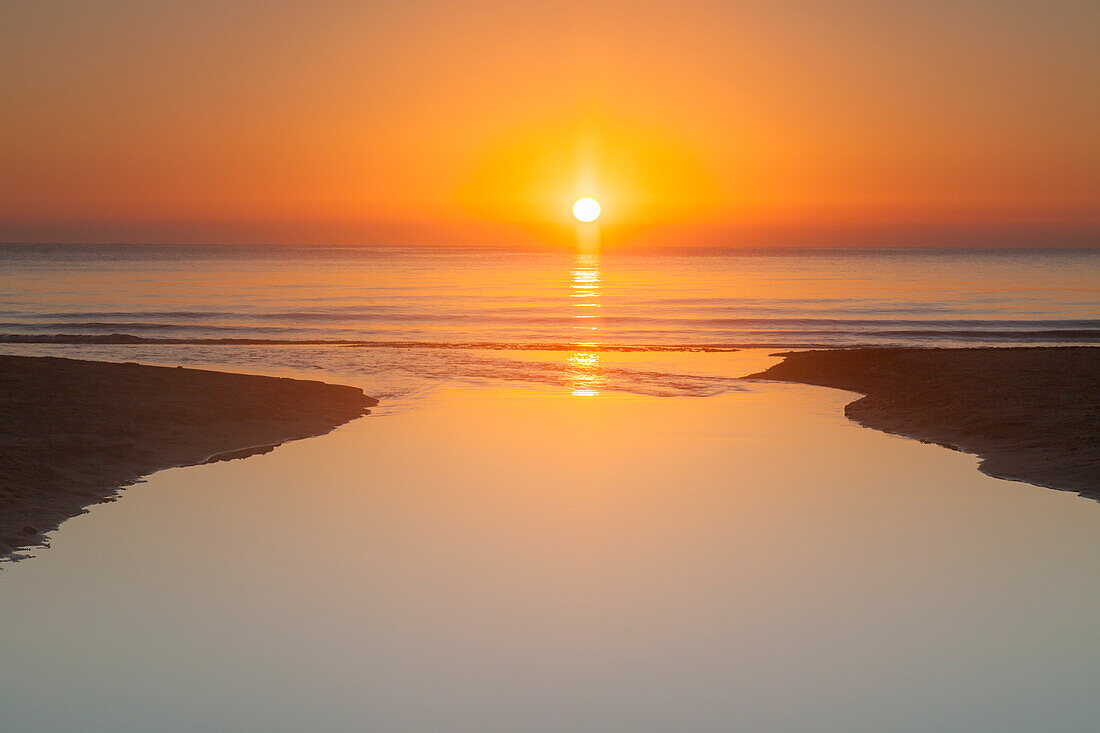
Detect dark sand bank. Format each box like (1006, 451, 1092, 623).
(747, 347, 1100, 499)
(0, 355, 376, 560)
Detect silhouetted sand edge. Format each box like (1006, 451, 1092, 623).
(746, 347, 1100, 500)
(0, 355, 377, 561)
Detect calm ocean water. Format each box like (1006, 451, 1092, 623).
(2, 244, 1098, 399)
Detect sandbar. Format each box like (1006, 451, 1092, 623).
(0, 355, 375, 560)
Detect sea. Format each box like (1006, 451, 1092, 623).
(0, 243, 1097, 400)
(2, 244, 1100, 732)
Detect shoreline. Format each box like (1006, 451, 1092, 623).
(0, 355, 376, 561)
(3, 347, 1096, 560)
(746, 347, 1100, 500)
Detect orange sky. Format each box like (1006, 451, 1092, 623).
(2, 0, 1097, 246)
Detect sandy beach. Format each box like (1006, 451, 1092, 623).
(0, 355, 375, 560)
(747, 347, 1100, 499)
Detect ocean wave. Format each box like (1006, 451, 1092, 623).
(2, 330, 1098, 349)
(4, 313, 1097, 327)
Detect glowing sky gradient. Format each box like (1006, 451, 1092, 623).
(2, 0, 1097, 246)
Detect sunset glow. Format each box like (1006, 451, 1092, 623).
(1, 1, 1096, 247)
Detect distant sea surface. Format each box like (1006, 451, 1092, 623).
(2, 244, 1098, 399)
(3, 244, 1097, 347)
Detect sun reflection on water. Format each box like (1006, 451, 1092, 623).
(569, 251, 603, 397)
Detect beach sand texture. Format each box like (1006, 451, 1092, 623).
(0, 355, 375, 559)
(748, 347, 1100, 499)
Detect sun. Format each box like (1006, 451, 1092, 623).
(572, 197, 601, 222)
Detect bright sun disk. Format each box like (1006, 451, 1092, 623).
(573, 197, 601, 222)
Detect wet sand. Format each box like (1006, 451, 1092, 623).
(746, 347, 1100, 499)
(0, 355, 375, 559)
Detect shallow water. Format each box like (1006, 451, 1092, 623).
(1, 351, 1099, 732)
(3, 247, 1099, 730)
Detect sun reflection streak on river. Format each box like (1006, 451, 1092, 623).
(568, 250, 604, 397)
